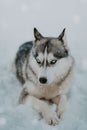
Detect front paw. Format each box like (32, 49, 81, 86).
(44, 113, 59, 125)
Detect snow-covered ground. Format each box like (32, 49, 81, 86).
(0, 0, 87, 130)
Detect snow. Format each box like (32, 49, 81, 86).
(0, 118, 7, 126)
(81, 60, 87, 71)
(0, 0, 87, 130)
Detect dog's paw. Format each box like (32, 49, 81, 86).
(44, 113, 59, 125)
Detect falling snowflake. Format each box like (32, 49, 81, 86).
(72, 14, 81, 25)
(0, 117, 7, 126)
(20, 4, 29, 12)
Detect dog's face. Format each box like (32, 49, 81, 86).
(29, 28, 69, 85)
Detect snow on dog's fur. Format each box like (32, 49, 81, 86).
(14, 28, 74, 125)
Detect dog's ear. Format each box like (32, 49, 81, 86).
(34, 28, 43, 40)
(58, 28, 66, 42)
(58, 28, 69, 51)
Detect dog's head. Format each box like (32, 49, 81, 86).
(29, 28, 69, 85)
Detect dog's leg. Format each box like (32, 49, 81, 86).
(27, 95, 59, 125)
(52, 95, 67, 119)
(57, 95, 67, 118)
(18, 87, 29, 104)
(18, 92, 59, 125)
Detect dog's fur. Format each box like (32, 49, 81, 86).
(14, 28, 74, 125)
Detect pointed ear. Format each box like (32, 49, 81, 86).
(58, 28, 66, 41)
(34, 28, 43, 40)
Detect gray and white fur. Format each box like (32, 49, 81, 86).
(14, 28, 74, 125)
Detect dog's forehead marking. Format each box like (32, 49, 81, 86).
(44, 47, 47, 67)
(47, 53, 56, 62)
(35, 38, 59, 54)
(34, 38, 68, 63)
(36, 39, 58, 62)
(47, 39, 63, 52)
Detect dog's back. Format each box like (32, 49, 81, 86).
(15, 41, 33, 84)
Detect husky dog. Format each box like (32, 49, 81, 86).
(15, 28, 74, 125)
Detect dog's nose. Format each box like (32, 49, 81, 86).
(39, 77, 47, 84)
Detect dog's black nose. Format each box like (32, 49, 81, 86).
(39, 77, 47, 84)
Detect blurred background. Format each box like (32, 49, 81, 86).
(0, 0, 87, 61)
(0, 0, 87, 130)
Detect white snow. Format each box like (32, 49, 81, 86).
(0, 0, 87, 130)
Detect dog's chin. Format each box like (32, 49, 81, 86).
(38, 81, 52, 86)
(38, 82, 48, 86)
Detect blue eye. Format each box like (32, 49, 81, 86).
(36, 59, 41, 64)
(50, 60, 57, 65)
